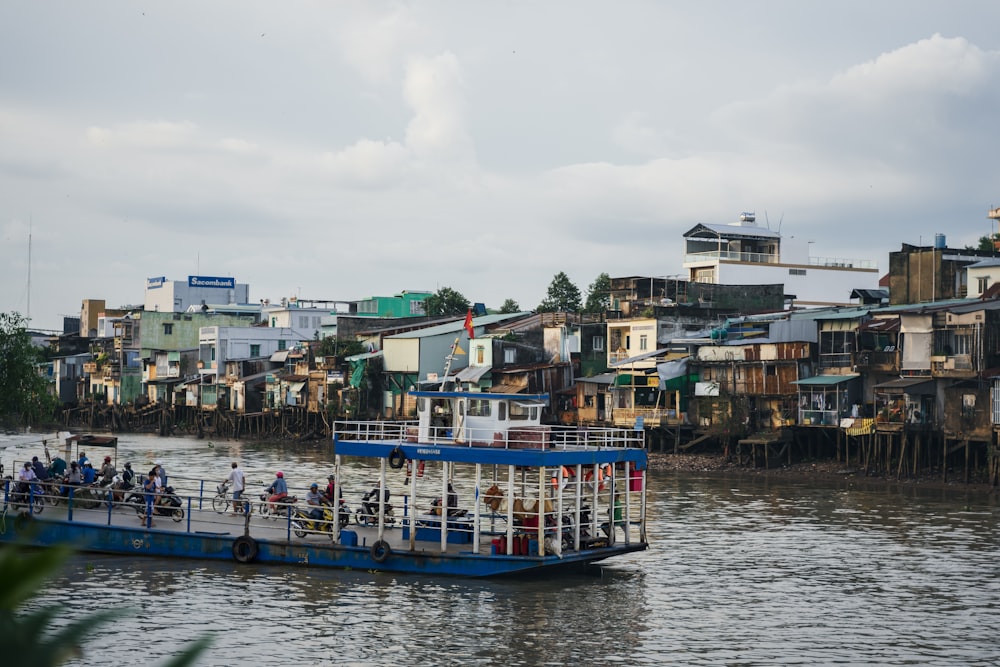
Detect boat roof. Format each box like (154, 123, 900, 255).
(333, 439, 646, 467)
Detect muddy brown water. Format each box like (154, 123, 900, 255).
(5, 432, 998, 666)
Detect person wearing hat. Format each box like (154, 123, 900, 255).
(305, 483, 324, 521)
(322, 474, 342, 506)
(265, 471, 288, 513)
(99, 455, 116, 487)
(155, 460, 168, 488)
(120, 462, 135, 489)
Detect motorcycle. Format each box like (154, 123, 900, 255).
(135, 485, 185, 522)
(355, 498, 395, 527)
(290, 505, 340, 539)
(7, 480, 47, 514)
(257, 491, 298, 519)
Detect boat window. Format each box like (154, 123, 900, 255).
(510, 403, 530, 421)
(530, 407, 539, 420)
(498, 402, 506, 420)
(458, 400, 465, 416)
(467, 399, 491, 417)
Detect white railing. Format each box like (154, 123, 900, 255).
(333, 421, 644, 450)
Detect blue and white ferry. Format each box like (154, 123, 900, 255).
(0, 391, 648, 577)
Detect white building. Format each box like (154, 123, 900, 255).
(197, 325, 311, 380)
(262, 299, 332, 340)
(965, 258, 1000, 297)
(682, 213, 880, 307)
(144, 275, 250, 313)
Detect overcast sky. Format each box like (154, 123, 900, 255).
(4, 2, 1000, 331)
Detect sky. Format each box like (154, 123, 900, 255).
(4, 2, 1000, 332)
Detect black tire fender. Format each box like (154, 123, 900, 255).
(370, 539, 391, 564)
(388, 446, 406, 470)
(232, 535, 259, 563)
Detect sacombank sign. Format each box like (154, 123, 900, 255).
(188, 275, 235, 289)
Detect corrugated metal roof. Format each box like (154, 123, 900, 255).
(874, 378, 934, 392)
(610, 348, 670, 367)
(270, 350, 290, 362)
(456, 365, 491, 382)
(386, 313, 530, 339)
(488, 383, 525, 394)
(577, 372, 616, 384)
(791, 374, 859, 386)
(684, 222, 781, 240)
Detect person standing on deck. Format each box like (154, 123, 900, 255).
(155, 460, 167, 487)
(142, 471, 158, 527)
(225, 462, 246, 513)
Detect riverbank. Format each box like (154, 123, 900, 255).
(647, 452, 999, 495)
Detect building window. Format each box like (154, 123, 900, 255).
(250, 344, 260, 357)
(358, 300, 377, 314)
(789, 268, 807, 276)
(639, 334, 648, 351)
(299, 316, 309, 328)
(593, 336, 604, 351)
(504, 348, 516, 364)
(978, 276, 990, 293)
(410, 300, 425, 315)
(278, 340, 287, 351)
(476, 345, 485, 364)
(163, 323, 173, 335)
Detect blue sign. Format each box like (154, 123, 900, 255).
(147, 276, 166, 289)
(189, 275, 236, 289)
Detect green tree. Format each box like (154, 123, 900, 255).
(498, 298, 520, 314)
(584, 272, 612, 313)
(423, 287, 470, 316)
(537, 272, 582, 313)
(0, 312, 57, 428)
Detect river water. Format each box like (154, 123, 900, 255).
(4, 432, 999, 666)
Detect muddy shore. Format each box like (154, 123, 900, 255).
(647, 452, 999, 496)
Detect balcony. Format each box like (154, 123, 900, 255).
(684, 250, 779, 265)
(854, 349, 898, 372)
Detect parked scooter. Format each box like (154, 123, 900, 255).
(135, 485, 185, 522)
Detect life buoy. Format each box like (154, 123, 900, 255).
(388, 446, 406, 470)
(370, 539, 391, 563)
(232, 535, 259, 563)
(550, 465, 574, 491)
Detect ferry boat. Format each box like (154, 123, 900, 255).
(0, 391, 649, 577)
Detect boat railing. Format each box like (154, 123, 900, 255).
(334, 421, 645, 450)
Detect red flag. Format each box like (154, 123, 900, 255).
(464, 309, 475, 339)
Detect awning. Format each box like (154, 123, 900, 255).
(577, 372, 616, 385)
(513, 400, 546, 408)
(270, 350, 290, 362)
(488, 383, 524, 394)
(456, 365, 491, 383)
(842, 417, 875, 436)
(874, 377, 935, 393)
(345, 350, 384, 362)
(288, 381, 305, 393)
(791, 374, 859, 386)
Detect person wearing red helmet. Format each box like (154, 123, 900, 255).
(265, 470, 288, 513)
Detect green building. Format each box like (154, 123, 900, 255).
(355, 291, 431, 318)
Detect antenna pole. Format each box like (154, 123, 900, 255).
(26, 217, 32, 324)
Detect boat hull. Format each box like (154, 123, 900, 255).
(2, 512, 646, 577)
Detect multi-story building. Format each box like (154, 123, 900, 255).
(682, 212, 880, 307)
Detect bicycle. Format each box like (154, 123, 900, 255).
(213, 482, 250, 514)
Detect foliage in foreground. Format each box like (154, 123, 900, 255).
(0, 541, 210, 666)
